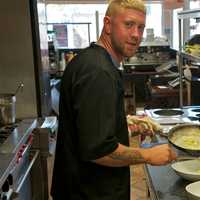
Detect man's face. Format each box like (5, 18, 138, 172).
(107, 8, 146, 59)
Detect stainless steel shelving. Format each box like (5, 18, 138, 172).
(177, 8, 200, 107)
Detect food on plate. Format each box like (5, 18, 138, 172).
(170, 127, 200, 150)
(126, 115, 162, 134)
(197, 169, 200, 174)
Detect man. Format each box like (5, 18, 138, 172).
(51, 0, 177, 199)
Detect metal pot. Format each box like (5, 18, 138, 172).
(168, 123, 200, 156)
(0, 93, 16, 125)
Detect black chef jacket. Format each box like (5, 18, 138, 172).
(51, 43, 130, 200)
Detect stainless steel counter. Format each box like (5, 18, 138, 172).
(0, 119, 37, 154)
(0, 117, 57, 199)
(143, 106, 200, 200)
(144, 164, 190, 200)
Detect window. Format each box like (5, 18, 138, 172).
(46, 3, 162, 48)
(190, 1, 200, 37)
(144, 3, 162, 37)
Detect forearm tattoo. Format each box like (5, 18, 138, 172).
(108, 146, 145, 164)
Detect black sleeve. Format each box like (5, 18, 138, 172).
(72, 69, 119, 161)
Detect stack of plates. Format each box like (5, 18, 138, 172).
(171, 160, 200, 199)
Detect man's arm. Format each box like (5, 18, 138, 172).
(93, 143, 177, 167)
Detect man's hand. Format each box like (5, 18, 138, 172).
(140, 144, 177, 165)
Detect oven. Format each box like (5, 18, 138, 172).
(0, 135, 41, 200)
(0, 117, 57, 200)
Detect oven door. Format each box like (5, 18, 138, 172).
(5, 149, 40, 200)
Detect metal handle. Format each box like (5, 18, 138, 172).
(11, 150, 40, 199)
(14, 83, 24, 96)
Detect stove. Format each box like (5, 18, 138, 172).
(0, 117, 57, 200)
(0, 122, 20, 145)
(145, 106, 200, 125)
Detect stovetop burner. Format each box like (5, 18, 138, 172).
(153, 109, 184, 116)
(187, 116, 200, 121)
(145, 106, 200, 125)
(191, 109, 200, 113)
(196, 114, 200, 117)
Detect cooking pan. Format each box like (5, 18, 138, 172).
(167, 123, 200, 156)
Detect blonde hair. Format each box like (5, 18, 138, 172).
(106, 0, 146, 16)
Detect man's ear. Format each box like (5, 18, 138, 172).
(103, 16, 111, 34)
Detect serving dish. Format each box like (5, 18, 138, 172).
(168, 123, 200, 156)
(186, 181, 200, 200)
(171, 160, 200, 181)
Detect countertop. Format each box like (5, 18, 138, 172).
(143, 134, 194, 200)
(145, 163, 190, 200)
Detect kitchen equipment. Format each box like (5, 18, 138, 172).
(0, 83, 23, 125)
(168, 123, 200, 156)
(0, 117, 57, 200)
(153, 109, 184, 116)
(0, 94, 16, 125)
(145, 106, 200, 125)
(186, 181, 200, 200)
(0, 0, 52, 119)
(192, 109, 200, 113)
(14, 83, 24, 96)
(171, 160, 200, 181)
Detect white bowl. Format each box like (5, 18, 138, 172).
(186, 181, 200, 200)
(171, 160, 200, 181)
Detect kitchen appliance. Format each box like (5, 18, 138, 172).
(0, 119, 38, 200)
(145, 106, 200, 125)
(0, 0, 51, 119)
(0, 117, 57, 200)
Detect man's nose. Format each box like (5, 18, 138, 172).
(131, 26, 140, 38)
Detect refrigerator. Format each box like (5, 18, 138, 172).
(0, 0, 51, 119)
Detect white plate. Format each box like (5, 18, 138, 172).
(186, 181, 200, 200)
(171, 160, 200, 181)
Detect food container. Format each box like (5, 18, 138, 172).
(168, 123, 200, 156)
(0, 94, 16, 125)
(186, 181, 200, 200)
(171, 160, 200, 181)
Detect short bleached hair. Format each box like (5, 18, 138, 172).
(106, 0, 146, 16)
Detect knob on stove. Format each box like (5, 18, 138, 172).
(2, 180, 9, 192)
(7, 174, 13, 185)
(2, 195, 7, 200)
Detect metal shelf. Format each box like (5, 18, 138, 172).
(177, 8, 200, 107)
(178, 8, 200, 20)
(180, 52, 200, 63)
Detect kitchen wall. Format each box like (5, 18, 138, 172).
(0, 0, 38, 118)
